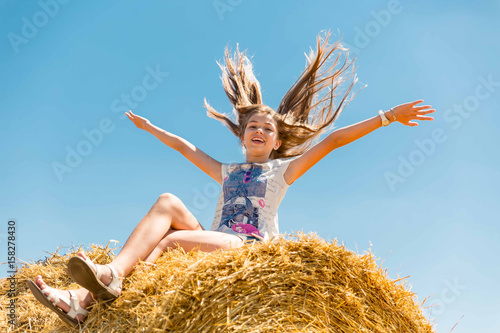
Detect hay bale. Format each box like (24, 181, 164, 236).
(1, 232, 434, 332)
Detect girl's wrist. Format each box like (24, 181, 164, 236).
(389, 108, 397, 122)
(144, 121, 154, 132)
(385, 110, 396, 123)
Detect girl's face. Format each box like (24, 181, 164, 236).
(242, 113, 281, 160)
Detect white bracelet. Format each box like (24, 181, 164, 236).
(378, 110, 390, 126)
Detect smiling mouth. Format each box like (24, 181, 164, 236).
(251, 138, 265, 144)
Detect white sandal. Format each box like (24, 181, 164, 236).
(27, 279, 88, 327)
(68, 255, 122, 301)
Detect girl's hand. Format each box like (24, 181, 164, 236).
(125, 110, 151, 130)
(391, 100, 435, 127)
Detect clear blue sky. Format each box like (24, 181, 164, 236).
(1, 0, 499, 331)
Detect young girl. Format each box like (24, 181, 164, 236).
(28, 31, 435, 326)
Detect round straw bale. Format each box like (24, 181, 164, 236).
(1, 232, 434, 332)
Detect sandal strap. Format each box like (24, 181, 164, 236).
(77, 254, 122, 295)
(66, 290, 88, 318)
(41, 287, 88, 318)
(105, 264, 122, 292)
(41, 286, 61, 307)
(83, 255, 120, 292)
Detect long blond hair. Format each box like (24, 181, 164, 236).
(204, 30, 363, 159)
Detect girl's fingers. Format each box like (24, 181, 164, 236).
(414, 105, 432, 110)
(415, 109, 435, 114)
(410, 100, 424, 106)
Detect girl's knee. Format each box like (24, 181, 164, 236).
(155, 193, 201, 230)
(158, 192, 178, 203)
(155, 193, 182, 211)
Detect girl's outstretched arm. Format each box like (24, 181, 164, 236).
(125, 110, 222, 184)
(284, 100, 435, 185)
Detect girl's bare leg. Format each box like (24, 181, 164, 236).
(73, 192, 243, 294)
(34, 193, 243, 320)
(110, 192, 214, 277)
(72, 192, 213, 283)
(143, 229, 245, 262)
